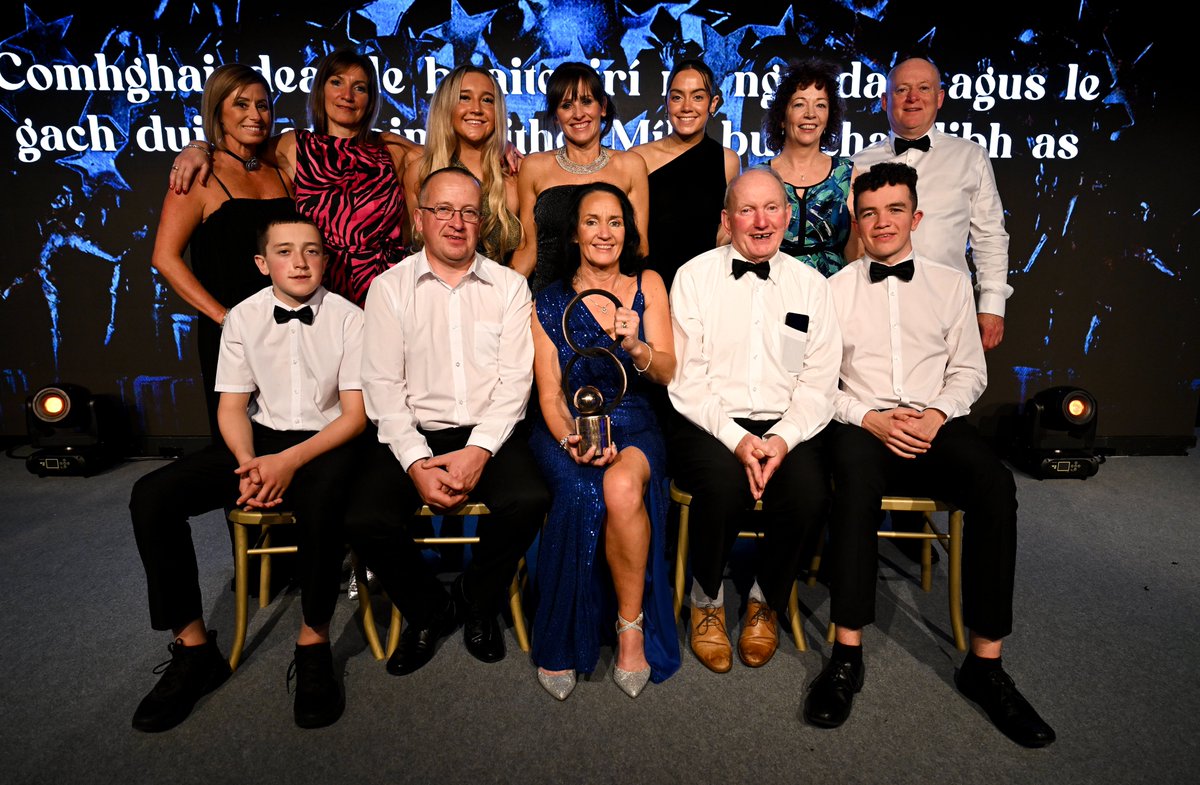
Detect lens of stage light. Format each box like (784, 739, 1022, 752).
(32, 387, 71, 423)
(1067, 398, 1087, 418)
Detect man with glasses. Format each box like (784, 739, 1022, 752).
(346, 167, 548, 675)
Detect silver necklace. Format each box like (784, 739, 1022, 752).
(556, 146, 611, 175)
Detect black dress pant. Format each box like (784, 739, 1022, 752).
(671, 417, 829, 614)
(344, 428, 549, 627)
(826, 418, 1018, 640)
(129, 425, 359, 632)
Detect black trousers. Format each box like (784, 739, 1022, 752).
(826, 419, 1017, 640)
(344, 428, 549, 627)
(129, 425, 360, 632)
(671, 417, 829, 614)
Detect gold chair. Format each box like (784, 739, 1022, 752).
(227, 508, 386, 671)
(809, 496, 966, 651)
(670, 481, 807, 652)
(372, 502, 531, 657)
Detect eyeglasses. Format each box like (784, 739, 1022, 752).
(418, 205, 481, 224)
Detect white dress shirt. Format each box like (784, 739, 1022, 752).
(827, 254, 986, 428)
(361, 249, 533, 470)
(216, 285, 363, 432)
(852, 127, 1013, 317)
(668, 244, 842, 452)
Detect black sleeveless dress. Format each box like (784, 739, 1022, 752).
(187, 169, 295, 434)
(646, 134, 727, 292)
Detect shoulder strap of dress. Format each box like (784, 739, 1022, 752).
(209, 170, 234, 200)
(272, 165, 292, 199)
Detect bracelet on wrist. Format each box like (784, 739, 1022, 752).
(185, 141, 214, 157)
(632, 342, 653, 374)
(558, 434, 574, 452)
(219, 309, 229, 329)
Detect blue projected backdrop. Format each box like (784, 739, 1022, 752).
(0, 1, 1194, 446)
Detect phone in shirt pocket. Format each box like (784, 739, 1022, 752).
(780, 312, 809, 373)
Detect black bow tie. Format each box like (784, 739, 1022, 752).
(273, 305, 314, 325)
(869, 259, 915, 283)
(732, 259, 771, 280)
(894, 135, 931, 154)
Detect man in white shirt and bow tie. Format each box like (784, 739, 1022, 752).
(668, 166, 841, 674)
(805, 162, 1055, 749)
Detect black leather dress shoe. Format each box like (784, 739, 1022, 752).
(803, 658, 865, 729)
(956, 666, 1057, 748)
(386, 599, 458, 676)
(454, 576, 505, 663)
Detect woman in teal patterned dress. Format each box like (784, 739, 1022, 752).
(764, 58, 853, 277)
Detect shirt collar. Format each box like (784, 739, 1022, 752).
(271, 285, 325, 316)
(414, 249, 493, 287)
(724, 244, 781, 283)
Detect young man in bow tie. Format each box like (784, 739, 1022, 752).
(851, 56, 1011, 351)
(805, 162, 1055, 749)
(129, 216, 366, 731)
(668, 166, 841, 674)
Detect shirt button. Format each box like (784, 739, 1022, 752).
(455, 361, 461, 367)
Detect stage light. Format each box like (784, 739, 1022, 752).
(1010, 385, 1103, 479)
(25, 383, 126, 476)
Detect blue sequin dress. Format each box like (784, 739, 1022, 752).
(529, 276, 680, 682)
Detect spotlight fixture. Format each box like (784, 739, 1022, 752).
(1010, 385, 1102, 479)
(26, 383, 126, 476)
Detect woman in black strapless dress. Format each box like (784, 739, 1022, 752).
(512, 62, 650, 295)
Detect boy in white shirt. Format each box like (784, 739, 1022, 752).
(129, 216, 366, 732)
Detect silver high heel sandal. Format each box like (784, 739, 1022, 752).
(613, 611, 651, 698)
(537, 668, 577, 701)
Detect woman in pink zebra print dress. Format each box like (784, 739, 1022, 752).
(171, 48, 418, 306)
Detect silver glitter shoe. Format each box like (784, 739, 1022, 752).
(613, 611, 651, 699)
(537, 669, 577, 701)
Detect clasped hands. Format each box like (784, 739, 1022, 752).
(234, 451, 300, 509)
(734, 433, 789, 501)
(408, 445, 491, 510)
(862, 407, 946, 459)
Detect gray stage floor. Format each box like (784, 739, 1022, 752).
(2, 443, 1198, 784)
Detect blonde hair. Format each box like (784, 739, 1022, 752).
(420, 65, 519, 260)
(201, 64, 272, 148)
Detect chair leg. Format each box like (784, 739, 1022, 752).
(787, 580, 806, 651)
(258, 526, 272, 609)
(947, 510, 967, 651)
(508, 564, 530, 653)
(673, 505, 690, 618)
(920, 514, 934, 593)
(806, 534, 825, 588)
(352, 554, 385, 661)
(386, 605, 402, 658)
(230, 523, 250, 671)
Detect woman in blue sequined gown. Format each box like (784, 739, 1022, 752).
(529, 183, 679, 700)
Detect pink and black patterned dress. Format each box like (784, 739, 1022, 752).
(292, 129, 406, 306)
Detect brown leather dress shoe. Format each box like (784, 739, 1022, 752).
(737, 598, 779, 667)
(690, 604, 732, 673)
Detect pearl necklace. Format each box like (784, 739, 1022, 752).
(555, 146, 611, 175)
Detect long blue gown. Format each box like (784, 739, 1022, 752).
(529, 276, 681, 682)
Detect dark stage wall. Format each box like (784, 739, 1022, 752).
(1, 1, 1195, 452)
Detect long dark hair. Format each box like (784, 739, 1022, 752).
(559, 182, 644, 283)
